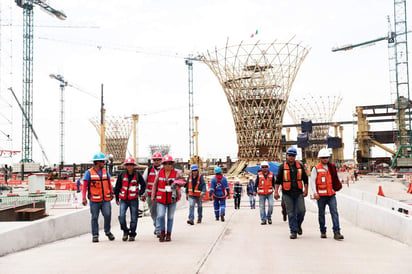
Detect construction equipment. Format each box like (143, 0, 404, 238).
(14, 0, 66, 163)
(332, 0, 411, 168)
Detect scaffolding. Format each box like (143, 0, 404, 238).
(90, 116, 133, 163)
(202, 39, 310, 173)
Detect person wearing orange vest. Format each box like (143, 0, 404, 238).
(310, 148, 344, 240)
(253, 161, 275, 225)
(143, 152, 162, 237)
(185, 164, 206, 225)
(151, 155, 186, 242)
(114, 157, 146, 242)
(274, 147, 309, 239)
(82, 152, 115, 243)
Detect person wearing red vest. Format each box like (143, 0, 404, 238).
(310, 148, 344, 240)
(151, 155, 186, 242)
(253, 161, 275, 225)
(274, 147, 309, 239)
(82, 152, 115, 243)
(143, 152, 163, 237)
(185, 164, 206, 225)
(114, 157, 146, 242)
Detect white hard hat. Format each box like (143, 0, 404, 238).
(318, 148, 330, 158)
(260, 161, 269, 167)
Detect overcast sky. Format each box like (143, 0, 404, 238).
(0, 0, 405, 166)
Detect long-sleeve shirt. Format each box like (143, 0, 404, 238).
(150, 169, 184, 201)
(246, 181, 255, 195)
(114, 170, 146, 201)
(209, 176, 230, 198)
(82, 168, 113, 201)
(276, 161, 308, 197)
(185, 173, 206, 196)
(254, 171, 276, 193)
(233, 183, 243, 197)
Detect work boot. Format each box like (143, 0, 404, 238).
(187, 219, 194, 225)
(106, 232, 115, 241)
(122, 231, 128, 241)
(320, 232, 327, 239)
(128, 236, 135, 241)
(159, 231, 165, 242)
(92, 236, 99, 243)
(282, 213, 287, 222)
(334, 232, 344, 240)
(297, 226, 303, 235)
(290, 233, 297, 239)
(261, 220, 267, 225)
(216, 216, 219, 221)
(165, 233, 171, 242)
(197, 219, 202, 224)
(220, 215, 225, 222)
(268, 218, 272, 225)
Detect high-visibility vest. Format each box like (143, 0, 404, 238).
(118, 172, 139, 200)
(315, 163, 335, 196)
(88, 168, 111, 202)
(146, 166, 157, 196)
(188, 174, 202, 197)
(257, 171, 274, 194)
(282, 161, 303, 191)
(156, 168, 178, 204)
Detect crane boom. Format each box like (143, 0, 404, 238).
(332, 35, 390, 52)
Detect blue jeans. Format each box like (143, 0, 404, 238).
(89, 200, 112, 237)
(317, 195, 341, 233)
(282, 193, 306, 234)
(258, 194, 274, 221)
(146, 193, 160, 233)
(213, 198, 226, 217)
(156, 202, 177, 233)
(248, 194, 256, 208)
(118, 199, 139, 237)
(188, 196, 203, 221)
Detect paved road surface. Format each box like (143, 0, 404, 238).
(0, 199, 411, 274)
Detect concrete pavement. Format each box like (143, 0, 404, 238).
(0, 197, 411, 274)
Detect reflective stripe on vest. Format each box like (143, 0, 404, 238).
(119, 172, 139, 200)
(88, 168, 111, 202)
(146, 166, 157, 195)
(257, 171, 274, 194)
(188, 174, 202, 197)
(315, 163, 335, 196)
(282, 161, 303, 191)
(156, 168, 178, 204)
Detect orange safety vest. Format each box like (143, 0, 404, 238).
(88, 168, 112, 202)
(156, 168, 178, 205)
(257, 171, 274, 194)
(118, 172, 139, 200)
(315, 163, 335, 196)
(282, 161, 303, 191)
(146, 166, 157, 196)
(188, 173, 202, 197)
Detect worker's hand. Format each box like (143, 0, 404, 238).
(110, 193, 114, 200)
(186, 195, 188, 200)
(253, 192, 256, 196)
(312, 193, 320, 200)
(140, 195, 146, 202)
(303, 189, 308, 197)
(274, 192, 280, 200)
(209, 196, 213, 201)
(151, 197, 155, 202)
(82, 199, 87, 206)
(116, 200, 119, 206)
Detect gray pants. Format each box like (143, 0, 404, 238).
(146, 192, 160, 233)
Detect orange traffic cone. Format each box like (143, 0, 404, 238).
(378, 185, 385, 197)
(407, 183, 412, 194)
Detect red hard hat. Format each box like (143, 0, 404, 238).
(162, 154, 174, 163)
(124, 157, 137, 165)
(152, 152, 162, 160)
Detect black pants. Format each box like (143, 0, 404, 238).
(234, 195, 241, 209)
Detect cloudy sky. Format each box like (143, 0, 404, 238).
(0, 0, 405, 166)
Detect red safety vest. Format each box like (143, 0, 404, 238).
(156, 168, 178, 204)
(118, 172, 139, 200)
(88, 168, 112, 202)
(146, 166, 157, 196)
(315, 163, 335, 196)
(188, 173, 202, 197)
(282, 161, 303, 191)
(257, 171, 274, 194)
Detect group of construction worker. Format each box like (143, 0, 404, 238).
(81, 146, 344, 243)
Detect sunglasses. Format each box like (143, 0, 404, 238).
(153, 159, 162, 162)
(287, 154, 296, 157)
(163, 162, 173, 165)
(320, 157, 329, 159)
(261, 166, 268, 168)
(96, 160, 105, 163)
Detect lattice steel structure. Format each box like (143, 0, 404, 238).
(202, 39, 310, 166)
(90, 116, 133, 163)
(149, 144, 170, 158)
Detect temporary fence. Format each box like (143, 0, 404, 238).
(0, 193, 83, 210)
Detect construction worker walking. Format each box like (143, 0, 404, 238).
(246, 177, 256, 209)
(114, 157, 146, 241)
(82, 152, 115, 243)
(143, 152, 162, 237)
(274, 147, 309, 239)
(233, 178, 243, 209)
(310, 148, 344, 240)
(185, 164, 206, 225)
(209, 167, 230, 222)
(254, 161, 275, 225)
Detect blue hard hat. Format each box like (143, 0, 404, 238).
(92, 152, 107, 162)
(214, 167, 222, 174)
(191, 164, 199, 171)
(286, 147, 297, 155)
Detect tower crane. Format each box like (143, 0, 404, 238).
(14, 0, 66, 163)
(332, 0, 411, 168)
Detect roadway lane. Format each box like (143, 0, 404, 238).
(0, 198, 411, 274)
